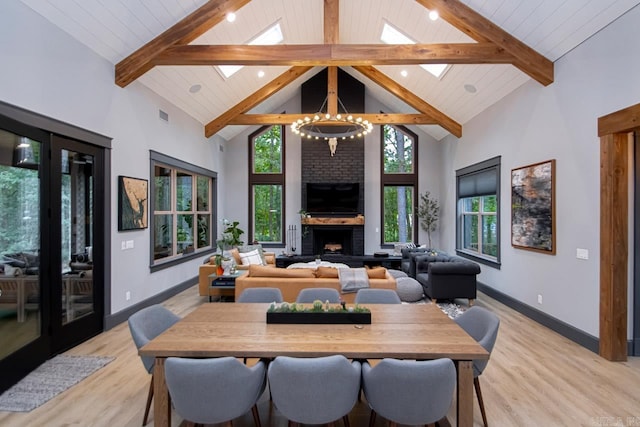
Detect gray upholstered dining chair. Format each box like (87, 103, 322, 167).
(295, 287, 341, 303)
(165, 356, 266, 427)
(354, 288, 401, 304)
(128, 304, 180, 426)
(267, 355, 361, 426)
(361, 358, 456, 427)
(237, 287, 283, 303)
(454, 306, 500, 427)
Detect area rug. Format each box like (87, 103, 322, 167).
(403, 297, 466, 318)
(0, 354, 114, 412)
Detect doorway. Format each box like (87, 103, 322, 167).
(635, 131, 640, 356)
(0, 116, 107, 392)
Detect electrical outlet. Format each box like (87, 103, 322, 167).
(537, 294, 543, 305)
(126, 291, 131, 301)
(126, 240, 134, 249)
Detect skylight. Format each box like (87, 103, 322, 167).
(217, 22, 284, 79)
(380, 22, 450, 79)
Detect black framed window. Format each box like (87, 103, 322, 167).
(380, 124, 418, 246)
(150, 151, 216, 270)
(249, 125, 285, 246)
(456, 156, 501, 268)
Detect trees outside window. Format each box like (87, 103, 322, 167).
(151, 152, 215, 266)
(249, 125, 284, 245)
(381, 124, 417, 245)
(456, 156, 501, 267)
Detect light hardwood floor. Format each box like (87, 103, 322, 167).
(1, 285, 639, 427)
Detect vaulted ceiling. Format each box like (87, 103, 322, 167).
(20, 0, 640, 141)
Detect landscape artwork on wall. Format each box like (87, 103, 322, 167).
(511, 159, 556, 254)
(118, 176, 148, 231)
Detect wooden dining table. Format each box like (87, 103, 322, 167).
(140, 302, 489, 427)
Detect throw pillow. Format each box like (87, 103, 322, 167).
(239, 249, 263, 266)
(366, 267, 387, 279)
(316, 266, 339, 278)
(239, 244, 267, 265)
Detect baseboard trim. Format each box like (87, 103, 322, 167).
(477, 282, 602, 354)
(104, 277, 197, 330)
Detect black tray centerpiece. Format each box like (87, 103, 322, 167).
(266, 300, 371, 324)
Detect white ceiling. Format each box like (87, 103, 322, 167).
(19, 0, 640, 141)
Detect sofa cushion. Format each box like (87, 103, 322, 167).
(316, 266, 339, 278)
(248, 265, 315, 278)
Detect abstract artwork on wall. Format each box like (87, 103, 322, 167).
(118, 176, 148, 231)
(511, 159, 556, 254)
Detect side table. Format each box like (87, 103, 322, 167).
(208, 270, 247, 302)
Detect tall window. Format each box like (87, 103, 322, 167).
(249, 125, 285, 245)
(151, 151, 216, 267)
(456, 156, 501, 267)
(381, 124, 418, 245)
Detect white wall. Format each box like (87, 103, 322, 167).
(440, 5, 640, 338)
(0, 1, 223, 315)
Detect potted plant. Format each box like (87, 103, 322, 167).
(298, 209, 310, 222)
(417, 191, 440, 249)
(216, 219, 244, 251)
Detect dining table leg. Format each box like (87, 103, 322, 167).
(456, 360, 474, 427)
(153, 357, 171, 427)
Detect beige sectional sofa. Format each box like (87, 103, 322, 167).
(235, 264, 397, 303)
(198, 249, 276, 299)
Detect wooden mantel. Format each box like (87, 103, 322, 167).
(301, 215, 364, 225)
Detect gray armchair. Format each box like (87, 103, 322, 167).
(165, 356, 266, 426)
(268, 355, 361, 425)
(237, 287, 283, 303)
(128, 305, 180, 426)
(361, 358, 456, 426)
(355, 288, 401, 304)
(454, 306, 500, 427)
(400, 247, 431, 278)
(295, 287, 341, 303)
(415, 254, 480, 304)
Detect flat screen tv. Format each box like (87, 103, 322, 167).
(306, 182, 359, 214)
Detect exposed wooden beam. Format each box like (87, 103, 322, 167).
(205, 66, 313, 137)
(153, 43, 511, 66)
(227, 113, 440, 126)
(353, 65, 461, 137)
(324, 0, 339, 44)
(115, 0, 251, 87)
(415, 0, 553, 86)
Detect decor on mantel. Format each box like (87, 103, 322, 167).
(511, 159, 556, 254)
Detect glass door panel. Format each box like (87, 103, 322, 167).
(0, 130, 42, 362)
(60, 149, 94, 325)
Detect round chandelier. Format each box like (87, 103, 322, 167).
(291, 113, 373, 140)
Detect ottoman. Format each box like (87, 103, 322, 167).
(395, 277, 424, 302)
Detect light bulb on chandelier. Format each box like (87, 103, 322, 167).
(290, 97, 373, 156)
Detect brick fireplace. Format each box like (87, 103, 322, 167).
(299, 68, 365, 256)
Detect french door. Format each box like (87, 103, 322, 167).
(0, 118, 105, 392)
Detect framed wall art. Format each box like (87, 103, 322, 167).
(118, 175, 148, 231)
(511, 159, 556, 254)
